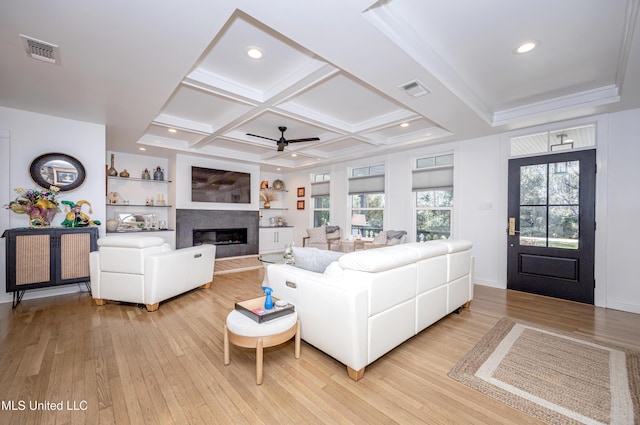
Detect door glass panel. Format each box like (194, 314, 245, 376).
(549, 161, 579, 205)
(520, 164, 547, 205)
(520, 206, 547, 246)
(548, 206, 579, 249)
(519, 160, 580, 250)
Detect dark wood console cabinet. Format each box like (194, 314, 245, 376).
(3, 227, 99, 307)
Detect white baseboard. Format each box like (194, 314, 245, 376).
(604, 299, 640, 315)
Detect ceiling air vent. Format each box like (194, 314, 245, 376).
(399, 80, 430, 98)
(20, 34, 60, 65)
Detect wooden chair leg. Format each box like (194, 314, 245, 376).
(294, 320, 301, 359)
(256, 338, 264, 385)
(347, 367, 365, 381)
(223, 325, 230, 365)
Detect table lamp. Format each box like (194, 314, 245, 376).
(351, 214, 367, 239)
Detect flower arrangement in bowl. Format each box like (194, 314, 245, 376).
(5, 186, 62, 227)
(259, 189, 277, 209)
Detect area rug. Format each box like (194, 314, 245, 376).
(448, 318, 640, 425)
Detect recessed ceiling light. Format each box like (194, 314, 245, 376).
(246, 47, 263, 59)
(291, 153, 297, 157)
(276, 168, 281, 171)
(168, 128, 177, 133)
(514, 40, 539, 54)
(138, 147, 146, 151)
(400, 122, 410, 128)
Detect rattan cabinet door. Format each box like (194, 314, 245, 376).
(59, 232, 91, 281)
(14, 233, 52, 286)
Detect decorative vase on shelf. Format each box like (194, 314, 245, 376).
(263, 201, 271, 209)
(142, 168, 151, 180)
(272, 179, 284, 190)
(106, 218, 118, 232)
(119, 169, 130, 178)
(107, 154, 118, 176)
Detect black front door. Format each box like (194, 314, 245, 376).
(507, 149, 596, 304)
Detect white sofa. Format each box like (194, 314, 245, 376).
(90, 235, 216, 311)
(266, 240, 473, 380)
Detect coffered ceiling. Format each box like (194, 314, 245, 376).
(1, 0, 639, 172)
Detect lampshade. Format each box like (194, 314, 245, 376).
(350, 214, 367, 226)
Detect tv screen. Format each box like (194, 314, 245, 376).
(191, 166, 251, 204)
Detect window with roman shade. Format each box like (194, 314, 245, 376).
(413, 153, 453, 241)
(349, 164, 385, 237)
(311, 173, 330, 227)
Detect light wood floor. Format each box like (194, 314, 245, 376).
(1, 270, 639, 425)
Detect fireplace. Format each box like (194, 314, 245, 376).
(176, 209, 259, 258)
(193, 228, 247, 246)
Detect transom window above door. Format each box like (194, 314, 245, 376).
(510, 124, 596, 157)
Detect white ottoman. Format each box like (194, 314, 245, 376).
(223, 309, 300, 385)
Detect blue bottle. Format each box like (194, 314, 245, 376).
(263, 287, 274, 310)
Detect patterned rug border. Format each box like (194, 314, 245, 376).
(448, 317, 640, 425)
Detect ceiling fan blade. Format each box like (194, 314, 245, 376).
(277, 143, 285, 152)
(287, 137, 320, 143)
(247, 133, 279, 142)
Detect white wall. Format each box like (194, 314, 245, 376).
(604, 108, 640, 313)
(0, 107, 106, 305)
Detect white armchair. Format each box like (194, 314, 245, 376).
(90, 235, 216, 311)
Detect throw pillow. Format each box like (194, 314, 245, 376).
(386, 230, 407, 239)
(306, 227, 327, 244)
(386, 230, 407, 245)
(373, 231, 387, 245)
(292, 247, 344, 273)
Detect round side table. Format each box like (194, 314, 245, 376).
(223, 309, 300, 385)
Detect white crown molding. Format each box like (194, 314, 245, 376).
(153, 114, 212, 135)
(491, 85, 620, 127)
(615, 0, 640, 90)
(185, 68, 264, 103)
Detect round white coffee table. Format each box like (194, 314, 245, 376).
(223, 309, 300, 385)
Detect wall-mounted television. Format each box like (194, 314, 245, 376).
(191, 166, 251, 204)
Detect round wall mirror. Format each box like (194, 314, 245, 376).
(29, 153, 86, 192)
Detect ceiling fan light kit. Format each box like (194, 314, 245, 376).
(247, 126, 320, 152)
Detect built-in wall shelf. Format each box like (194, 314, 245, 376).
(107, 204, 172, 207)
(107, 176, 172, 183)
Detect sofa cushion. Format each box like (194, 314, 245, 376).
(323, 261, 344, 278)
(293, 247, 344, 273)
(306, 227, 327, 244)
(339, 245, 418, 272)
(97, 235, 166, 248)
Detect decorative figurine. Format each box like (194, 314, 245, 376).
(60, 200, 101, 227)
(142, 168, 151, 180)
(153, 166, 164, 181)
(263, 286, 274, 310)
